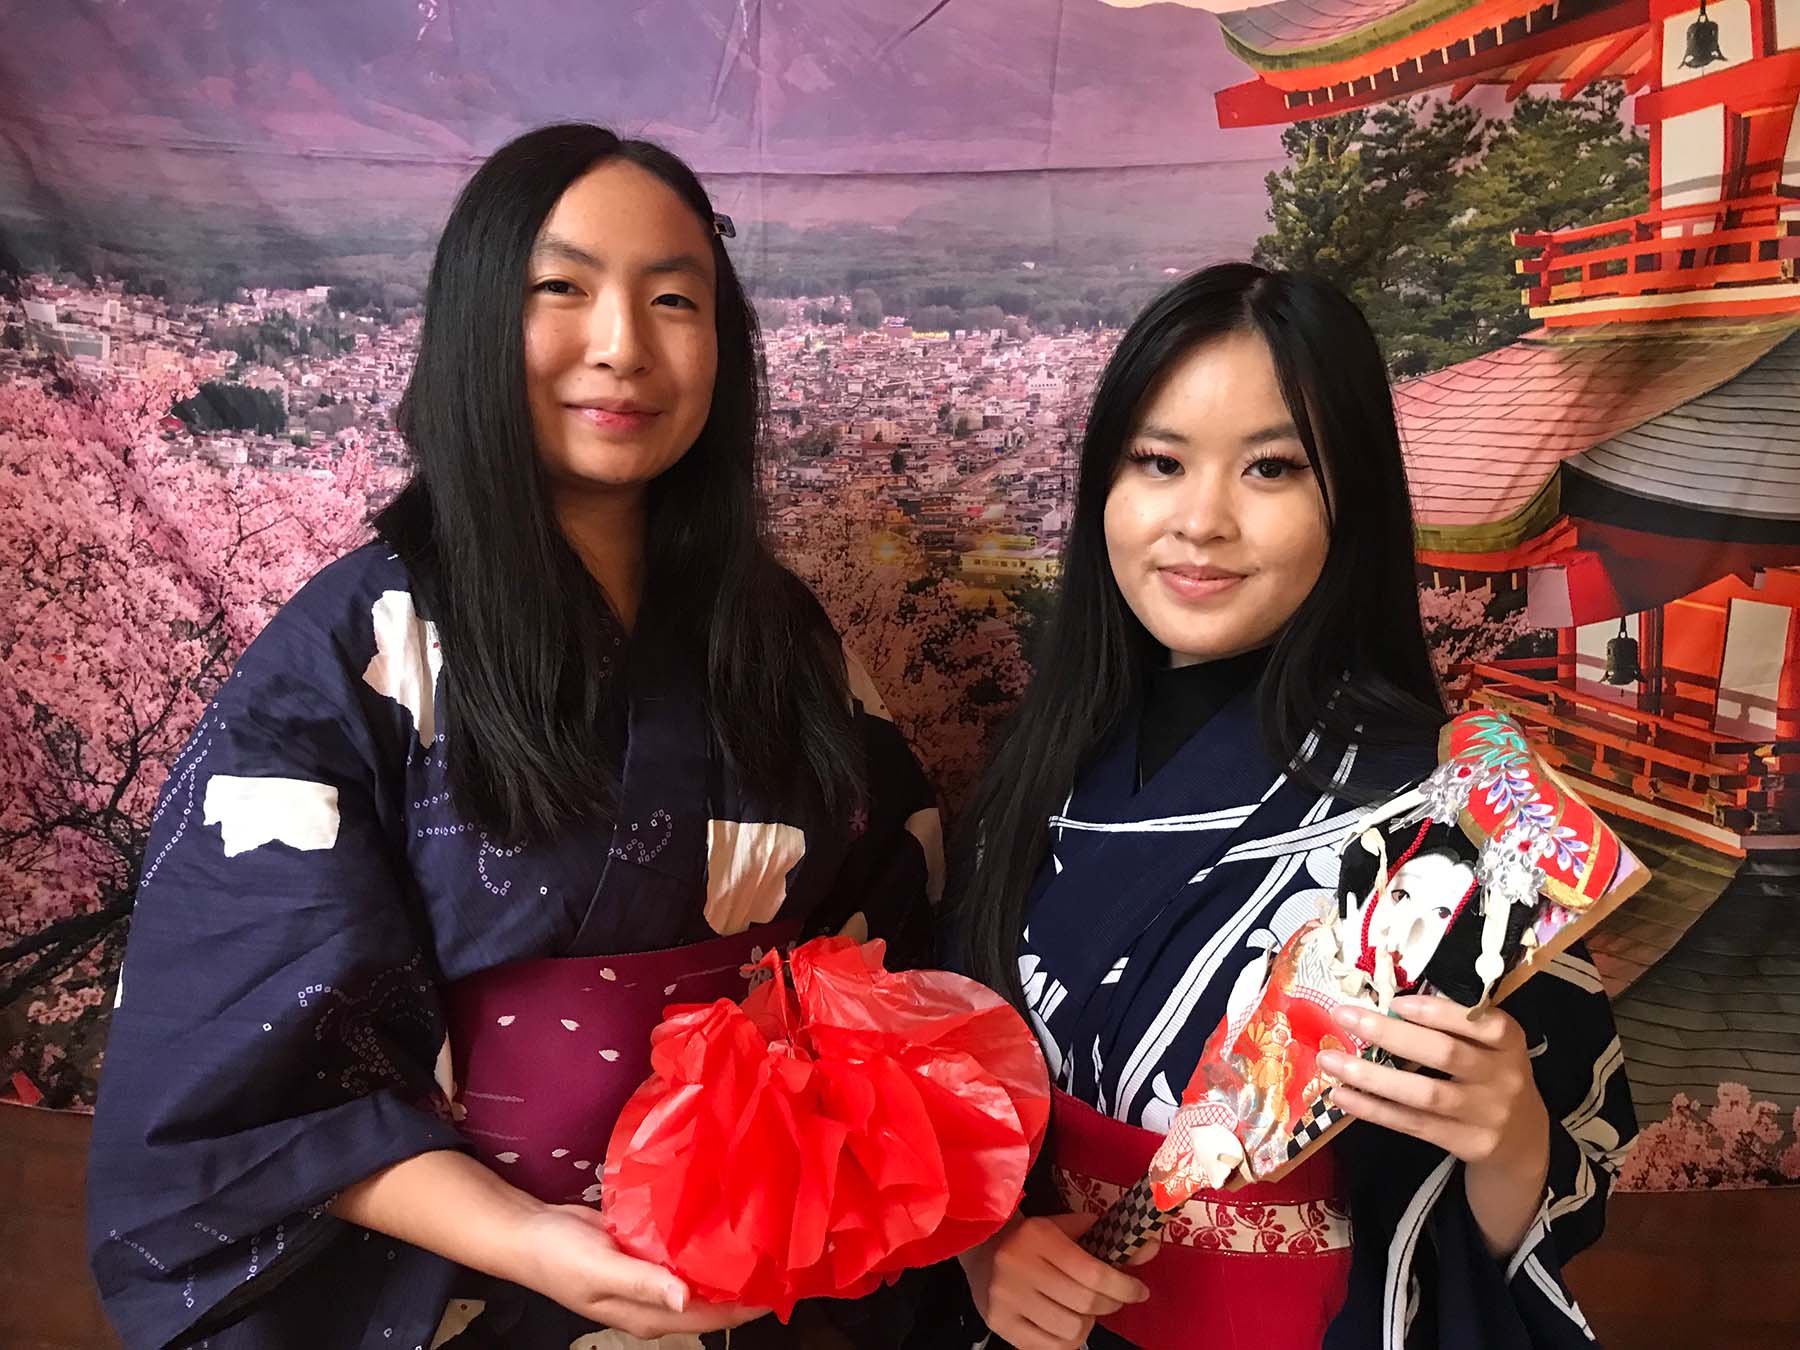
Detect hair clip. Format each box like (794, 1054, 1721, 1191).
(713, 212, 737, 239)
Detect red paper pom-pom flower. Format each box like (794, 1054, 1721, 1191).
(601, 936, 1050, 1319)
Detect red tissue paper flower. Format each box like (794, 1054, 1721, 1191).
(601, 935, 1050, 1319)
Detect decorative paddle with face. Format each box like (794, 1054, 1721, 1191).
(1077, 710, 1647, 1267)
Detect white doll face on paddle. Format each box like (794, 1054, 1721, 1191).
(1102, 331, 1330, 666)
(1373, 850, 1477, 984)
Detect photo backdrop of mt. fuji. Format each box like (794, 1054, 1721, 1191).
(0, 0, 1292, 1114)
(0, 0, 1282, 292)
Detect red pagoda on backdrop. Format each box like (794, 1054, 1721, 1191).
(1198, 3, 1800, 1117)
(1214, 0, 1800, 863)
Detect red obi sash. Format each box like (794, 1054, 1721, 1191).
(1051, 1088, 1352, 1350)
(442, 922, 799, 1205)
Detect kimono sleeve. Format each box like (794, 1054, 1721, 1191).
(1329, 942, 1634, 1349)
(86, 587, 466, 1349)
(815, 651, 942, 972)
(1474, 941, 1636, 1344)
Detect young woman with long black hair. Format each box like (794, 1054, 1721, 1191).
(87, 125, 940, 1349)
(945, 264, 1633, 1349)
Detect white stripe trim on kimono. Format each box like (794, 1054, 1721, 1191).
(1048, 803, 1259, 834)
(1052, 755, 1292, 839)
(1051, 790, 1073, 873)
(1385, 1154, 1458, 1350)
(1118, 844, 1311, 1120)
(1189, 778, 1417, 884)
(1523, 1250, 1597, 1340)
(1505, 1202, 1554, 1282)
(1565, 1036, 1625, 1136)
(1205, 804, 1373, 869)
(1548, 1152, 1600, 1226)
(1560, 1035, 1633, 1182)
(1113, 745, 1357, 1121)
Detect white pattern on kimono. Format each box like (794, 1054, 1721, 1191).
(363, 590, 443, 747)
(203, 776, 340, 858)
(569, 1332, 704, 1350)
(1018, 949, 1068, 1082)
(1141, 1071, 1181, 1134)
(844, 649, 893, 722)
(703, 819, 806, 936)
(430, 1299, 486, 1349)
(1112, 744, 1356, 1123)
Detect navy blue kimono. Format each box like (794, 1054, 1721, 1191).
(86, 542, 941, 1349)
(989, 676, 1634, 1347)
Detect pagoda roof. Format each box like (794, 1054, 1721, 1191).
(1397, 322, 1795, 553)
(1213, 0, 1648, 125)
(1566, 332, 1800, 523)
(1585, 814, 1741, 999)
(1219, 0, 1476, 66)
(1609, 853, 1800, 1124)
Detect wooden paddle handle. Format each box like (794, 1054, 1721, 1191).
(1075, 1175, 1170, 1265)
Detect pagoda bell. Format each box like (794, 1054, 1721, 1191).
(1680, 0, 1728, 70)
(1602, 618, 1642, 687)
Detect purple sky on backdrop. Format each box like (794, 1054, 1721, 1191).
(0, 0, 1283, 173)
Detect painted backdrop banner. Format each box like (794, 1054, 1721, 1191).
(2, 0, 1796, 1204)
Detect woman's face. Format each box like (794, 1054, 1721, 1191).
(523, 160, 719, 498)
(1103, 330, 1330, 667)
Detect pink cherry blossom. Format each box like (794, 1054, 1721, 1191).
(2, 357, 395, 1106)
(1416, 583, 1541, 689)
(1617, 1082, 1800, 1192)
(782, 507, 1030, 805)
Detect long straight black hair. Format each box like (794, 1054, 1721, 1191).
(957, 263, 1446, 1005)
(377, 123, 857, 842)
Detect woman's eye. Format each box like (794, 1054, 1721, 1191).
(1128, 451, 1181, 478)
(652, 293, 699, 310)
(532, 279, 578, 296)
(1248, 456, 1303, 480)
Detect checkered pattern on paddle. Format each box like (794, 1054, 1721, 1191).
(1076, 1100, 1345, 1266)
(1076, 1176, 1169, 1265)
(1284, 1095, 1343, 1161)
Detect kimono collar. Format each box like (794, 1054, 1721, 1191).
(1075, 675, 1279, 827)
(1139, 646, 1271, 784)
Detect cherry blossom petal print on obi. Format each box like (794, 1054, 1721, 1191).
(442, 922, 801, 1206)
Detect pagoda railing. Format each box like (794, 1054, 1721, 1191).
(1514, 191, 1800, 309)
(1462, 664, 1799, 848)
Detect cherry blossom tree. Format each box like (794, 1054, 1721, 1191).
(782, 504, 1030, 807)
(1, 359, 390, 1106)
(1417, 582, 1544, 700)
(1617, 1083, 1800, 1191)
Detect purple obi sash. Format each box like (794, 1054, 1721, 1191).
(443, 921, 801, 1204)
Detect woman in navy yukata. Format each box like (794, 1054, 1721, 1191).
(87, 124, 942, 1350)
(942, 266, 1635, 1349)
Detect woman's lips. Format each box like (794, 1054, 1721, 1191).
(1157, 567, 1247, 602)
(569, 404, 660, 433)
